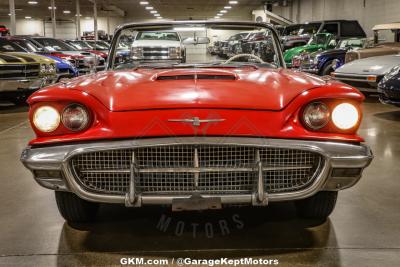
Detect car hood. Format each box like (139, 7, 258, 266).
(284, 44, 321, 62)
(335, 54, 400, 75)
(0, 52, 55, 64)
(132, 40, 181, 47)
(63, 68, 327, 111)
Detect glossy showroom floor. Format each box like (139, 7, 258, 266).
(0, 97, 399, 267)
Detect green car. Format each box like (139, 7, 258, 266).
(284, 33, 337, 67)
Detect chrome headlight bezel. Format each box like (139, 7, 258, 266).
(302, 102, 330, 130)
(61, 104, 90, 132)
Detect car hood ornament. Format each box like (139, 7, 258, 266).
(168, 117, 225, 126)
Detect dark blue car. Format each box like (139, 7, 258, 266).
(0, 37, 78, 81)
(299, 38, 367, 76)
(378, 66, 400, 107)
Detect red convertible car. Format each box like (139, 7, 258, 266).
(21, 21, 372, 224)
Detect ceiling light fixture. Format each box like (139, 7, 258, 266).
(139, 1, 149, 5)
(154, 14, 160, 16)
(150, 10, 157, 13)
(28, 1, 38, 4)
(145, 6, 153, 10)
(229, 1, 238, 4)
(48, 6, 56, 10)
(220, 10, 227, 13)
(214, 16, 220, 19)
(25, 16, 32, 19)
(224, 6, 232, 9)
(63, 10, 71, 14)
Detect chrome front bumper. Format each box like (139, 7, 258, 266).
(0, 76, 56, 93)
(21, 137, 373, 207)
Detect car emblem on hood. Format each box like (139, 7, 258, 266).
(168, 117, 225, 126)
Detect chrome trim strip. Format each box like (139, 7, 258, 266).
(21, 137, 373, 205)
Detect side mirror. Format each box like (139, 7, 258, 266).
(182, 37, 210, 45)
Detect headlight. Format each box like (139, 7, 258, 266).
(33, 106, 60, 132)
(313, 55, 320, 65)
(132, 47, 143, 58)
(61, 104, 90, 131)
(332, 103, 359, 130)
(169, 47, 181, 58)
(48, 63, 56, 73)
(40, 64, 47, 74)
(303, 102, 330, 130)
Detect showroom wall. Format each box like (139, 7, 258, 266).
(1, 16, 124, 39)
(273, 0, 400, 36)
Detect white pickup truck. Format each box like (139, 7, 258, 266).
(131, 31, 186, 63)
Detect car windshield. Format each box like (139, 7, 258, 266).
(308, 34, 329, 45)
(298, 23, 321, 35)
(10, 39, 41, 52)
(69, 41, 92, 50)
(337, 38, 366, 49)
(111, 22, 282, 70)
(375, 29, 400, 44)
(136, 31, 180, 41)
(87, 41, 110, 50)
(33, 38, 76, 51)
(0, 39, 25, 52)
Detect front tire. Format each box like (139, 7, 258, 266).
(55, 191, 99, 223)
(295, 191, 338, 220)
(321, 60, 335, 76)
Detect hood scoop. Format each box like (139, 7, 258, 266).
(155, 71, 237, 81)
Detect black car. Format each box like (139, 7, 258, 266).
(378, 66, 400, 107)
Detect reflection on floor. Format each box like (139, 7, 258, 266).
(0, 97, 399, 266)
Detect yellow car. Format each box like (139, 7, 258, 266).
(0, 52, 57, 104)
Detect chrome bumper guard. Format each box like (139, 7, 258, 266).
(21, 137, 373, 207)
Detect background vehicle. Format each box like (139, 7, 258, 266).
(299, 38, 367, 76)
(21, 21, 372, 224)
(0, 52, 56, 104)
(0, 25, 9, 36)
(332, 54, 400, 93)
(0, 37, 78, 80)
(281, 20, 365, 51)
(378, 65, 400, 106)
(285, 33, 338, 67)
(65, 40, 108, 60)
(130, 31, 186, 63)
(345, 23, 400, 63)
(19, 36, 104, 74)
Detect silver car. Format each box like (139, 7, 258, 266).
(332, 54, 400, 93)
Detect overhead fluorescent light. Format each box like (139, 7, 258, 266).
(139, 1, 149, 5)
(174, 27, 206, 32)
(154, 14, 160, 17)
(229, 1, 238, 4)
(150, 10, 157, 13)
(224, 6, 232, 9)
(145, 6, 153, 10)
(214, 16, 220, 19)
(25, 16, 32, 19)
(63, 10, 71, 14)
(28, 1, 38, 4)
(220, 10, 227, 13)
(48, 6, 56, 10)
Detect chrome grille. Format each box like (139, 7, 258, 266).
(70, 145, 323, 196)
